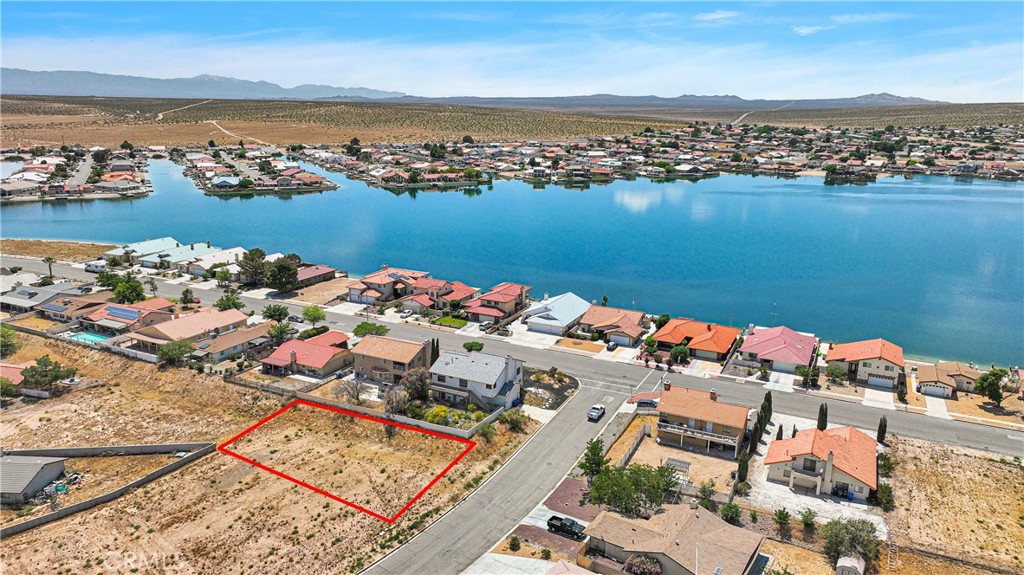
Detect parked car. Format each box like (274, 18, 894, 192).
(288, 315, 303, 323)
(399, 310, 413, 318)
(606, 341, 619, 351)
(587, 404, 606, 421)
(479, 321, 494, 330)
(547, 516, 585, 540)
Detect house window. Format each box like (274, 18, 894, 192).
(802, 459, 817, 472)
(459, 378, 468, 388)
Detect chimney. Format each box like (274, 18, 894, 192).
(710, 388, 718, 401)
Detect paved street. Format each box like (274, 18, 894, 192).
(6, 256, 1023, 575)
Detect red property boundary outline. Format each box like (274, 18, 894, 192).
(217, 399, 476, 523)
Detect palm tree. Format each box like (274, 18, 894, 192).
(42, 256, 56, 278)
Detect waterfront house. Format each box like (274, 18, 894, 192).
(104, 237, 181, 265)
(655, 383, 750, 458)
(463, 282, 532, 323)
(653, 318, 741, 362)
(348, 265, 429, 304)
(261, 336, 353, 378)
(129, 307, 248, 352)
(296, 264, 337, 288)
(764, 426, 877, 502)
(578, 305, 648, 346)
(582, 504, 764, 575)
(519, 292, 591, 335)
(140, 242, 222, 270)
(351, 335, 429, 384)
(81, 299, 176, 336)
(825, 338, 904, 388)
(428, 351, 523, 410)
(916, 361, 983, 398)
(737, 325, 817, 374)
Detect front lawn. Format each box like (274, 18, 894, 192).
(433, 316, 468, 328)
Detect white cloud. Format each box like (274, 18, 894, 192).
(1, 33, 1020, 102)
(830, 13, 907, 24)
(695, 10, 739, 22)
(792, 25, 834, 36)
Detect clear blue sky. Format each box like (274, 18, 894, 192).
(3, 1, 1022, 102)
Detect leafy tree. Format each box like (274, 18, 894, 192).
(974, 368, 1015, 407)
(353, 322, 389, 337)
(266, 258, 299, 292)
(302, 305, 326, 327)
(21, 355, 76, 390)
(579, 438, 610, 481)
(654, 314, 670, 329)
(498, 408, 530, 433)
(42, 256, 56, 278)
(877, 416, 888, 445)
(179, 288, 196, 306)
(400, 367, 431, 401)
(262, 304, 290, 322)
(214, 288, 245, 311)
(1, 324, 19, 357)
(825, 363, 846, 383)
(268, 322, 290, 341)
(476, 422, 496, 443)
(238, 248, 267, 285)
(817, 403, 828, 431)
(113, 272, 146, 304)
(157, 339, 194, 366)
(719, 503, 741, 525)
(669, 345, 689, 363)
(624, 555, 662, 575)
(1, 377, 19, 398)
(821, 519, 880, 565)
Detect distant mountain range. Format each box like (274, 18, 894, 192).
(1, 68, 946, 109)
(0, 68, 405, 100)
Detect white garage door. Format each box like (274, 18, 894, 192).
(867, 376, 894, 389)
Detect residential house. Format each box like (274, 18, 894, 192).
(578, 305, 649, 346)
(104, 237, 181, 265)
(129, 308, 248, 352)
(428, 351, 523, 410)
(737, 325, 817, 373)
(582, 504, 764, 575)
(916, 361, 983, 398)
(518, 292, 591, 335)
(825, 338, 904, 388)
(764, 426, 878, 502)
(261, 335, 353, 378)
(296, 264, 337, 288)
(463, 282, 532, 323)
(352, 335, 429, 384)
(653, 318, 741, 361)
(140, 242, 222, 270)
(655, 383, 751, 458)
(81, 299, 176, 336)
(348, 265, 429, 304)
(192, 322, 273, 363)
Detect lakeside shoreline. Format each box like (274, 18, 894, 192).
(1, 237, 1015, 369)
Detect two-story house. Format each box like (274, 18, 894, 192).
(428, 351, 523, 410)
(655, 383, 751, 458)
(825, 338, 904, 388)
(351, 335, 429, 384)
(764, 426, 878, 502)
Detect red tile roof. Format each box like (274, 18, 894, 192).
(764, 426, 877, 489)
(826, 338, 903, 367)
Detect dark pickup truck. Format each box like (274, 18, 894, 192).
(547, 515, 585, 540)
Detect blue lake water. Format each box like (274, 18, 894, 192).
(2, 159, 1021, 366)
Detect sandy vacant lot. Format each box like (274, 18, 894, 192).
(223, 402, 472, 520)
(1, 239, 115, 263)
(0, 332, 534, 574)
(886, 436, 1024, 572)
